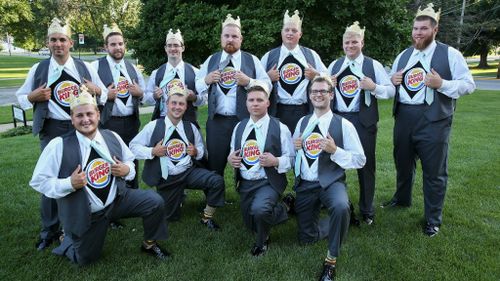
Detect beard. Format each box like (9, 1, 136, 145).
(412, 35, 433, 50)
(223, 43, 239, 54)
(111, 50, 124, 60)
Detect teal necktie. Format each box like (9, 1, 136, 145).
(160, 124, 176, 179)
(113, 64, 121, 85)
(294, 118, 319, 177)
(349, 60, 371, 106)
(159, 68, 177, 113)
(47, 65, 64, 86)
(219, 55, 233, 71)
(90, 139, 116, 164)
(418, 52, 434, 105)
(252, 123, 265, 155)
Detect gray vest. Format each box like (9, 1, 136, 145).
(56, 129, 124, 236)
(233, 117, 287, 194)
(151, 62, 197, 122)
(266, 46, 316, 115)
(330, 56, 378, 127)
(142, 119, 195, 187)
(393, 42, 453, 121)
(32, 58, 91, 135)
(207, 51, 256, 120)
(97, 57, 140, 125)
(295, 113, 345, 189)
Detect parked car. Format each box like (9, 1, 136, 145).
(38, 48, 50, 56)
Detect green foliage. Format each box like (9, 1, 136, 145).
(0, 125, 31, 138)
(130, 0, 413, 74)
(0, 90, 499, 280)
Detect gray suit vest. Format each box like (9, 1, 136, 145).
(32, 58, 91, 135)
(233, 117, 287, 194)
(206, 51, 256, 120)
(392, 42, 453, 121)
(295, 113, 346, 189)
(56, 129, 123, 236)
(97, 57, 140, 125)
(330, 56, 378, 127)
(142, 120, 195, 187)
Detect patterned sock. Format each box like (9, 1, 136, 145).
(325, 250, 337, 266)
(203, 205, 216, 220)
(143, 240, 156, 249)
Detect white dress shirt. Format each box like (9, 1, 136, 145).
(261, 44, 327, 105)
(30, 130, 136, 213)
(195, 50, 271, 116)
(16, 57, 107, 120)
(91, 55, 146, 116)
(229, 114, 294, 180)
(390, 40, 475, 104)
(293, 111, 366, 181)
(328, 53, 395, 112)
(130, 117, 204, 176)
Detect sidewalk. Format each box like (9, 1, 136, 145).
(0, 106, 154, 133)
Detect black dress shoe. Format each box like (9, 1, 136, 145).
(250, 240, 269, 257)
(423, 223, 440, 237)
(380, 199, 410, 208)
(201, 218, 220, 230)
(283, 193, 296, 215)
(319, 263, 336, 281)
(109, 220, 125, 229)
(141, 243, 171, 260)
(362, 214, 374, 225)
(36, 238, 54, 251)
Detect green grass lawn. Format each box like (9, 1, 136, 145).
(0, 91, 499, 281)
(468, 59, 499, 78)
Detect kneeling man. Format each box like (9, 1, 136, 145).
(130, 87, 224, 229)
(30, 87, 170, 266)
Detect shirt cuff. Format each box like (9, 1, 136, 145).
(276, 156, 289, 174)
(438, 79, 451, 93)
(329, 147, 347, 163)
(60, 177, 76, 195)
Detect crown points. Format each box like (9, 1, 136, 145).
(416, 3, 441, 23)
(222, 14, 241, 29)
(166, 28, 184, 44)
(102, 23, 122, 40)
(344, 21, 365, 39)
(283, 10, 302, 27)
(48, 18, 71, 37)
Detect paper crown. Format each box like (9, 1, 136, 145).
(415, 3, 441, 23)
(283, 10, 302, 28)
(247, 80, 270, 97)
(222, 14, 241, 29)
(47, 18, 71, 37)
(102, 23, 122, 40)
(165, 29, 184, 44)
(344, 21, 365, 39)
(168, 85, 187, 97)
(70, 85, 96, 110)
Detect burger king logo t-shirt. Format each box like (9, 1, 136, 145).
(84, 148, 113, 205)
(50, 70, 80, 115)
(163, 129, 188, 164)
(302, 125, 323, 167)
(335, 67, 362, 109)
(241, 129, 261, 170)
(279, 54, 305, 95)
(218, 61, 237, 95)
(401, 61, 427, 99)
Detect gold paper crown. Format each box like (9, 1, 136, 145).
(168, 85, 187, 97)
(415, 3, 441, 23)
(70, 85, 97, 110)
(102, 23, 122, 40)
(247, 80, 270, 97)
(283, 10, 302, 28)
(344, 21, 365, 39)
(165, 29, 184, 44)
(47, 18, 71, 37)
(222, 14, 241, 29)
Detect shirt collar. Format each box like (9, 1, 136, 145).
(312, 110, 333, 124)
(345, 53, 364, 67)
(167, 61, 184, 72)
(50, 56, 74, 71)
(106, 55, 124, 69)
(281, 44, 301, 55)
(248, 114, 270, 129)
(163, 117, 183, 130)
(76, 130, 104, 148)
(413, 40, 437, 58)
(222, 50, 241, 61)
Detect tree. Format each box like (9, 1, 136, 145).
(130, 0, 413, 74)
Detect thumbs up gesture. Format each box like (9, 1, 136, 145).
(321, 133, 337, 154)
(70, 165, 87, 190)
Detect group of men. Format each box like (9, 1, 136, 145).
(19, 3, 475, 281)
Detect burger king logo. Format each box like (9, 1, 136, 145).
(303, 132, 323, 160)
(54, 81, 80, 107)
(404, 67, 426, 92)
(280, 63, 302, 85)
(85, 159, 111, 189)
(242, 139, 261, 166)
(339, 75, 361, 98)
(166, 78, 185, 93)
(219, 66, 237, 89)
(116, 76, 130, 98)
(165, 139, 187, 161)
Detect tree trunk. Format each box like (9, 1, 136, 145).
(477, 46, 489, 68)
(497, 61, 500, 79)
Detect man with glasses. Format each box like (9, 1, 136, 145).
(292, 75, 365, 281)
(144, 29, 202, 128)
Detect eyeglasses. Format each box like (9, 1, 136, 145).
(166, 44, 182, 49)
(310, 89, 331, 96)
